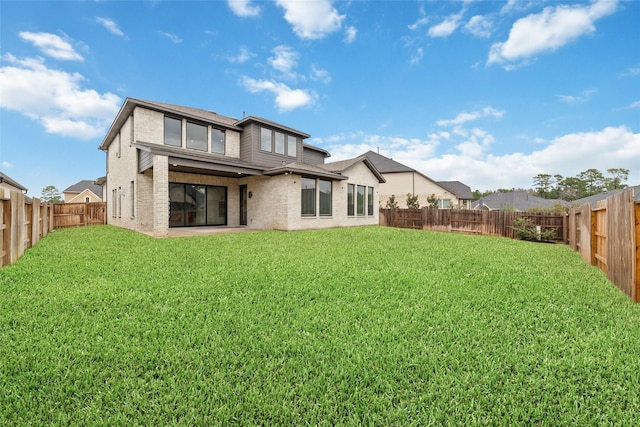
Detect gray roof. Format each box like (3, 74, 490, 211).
(361, 150, 414, 173)
(573, 185, 640, 208)
(438, 181, 473, 200)
(64, 180, 103, 198)
(235, 115, 310, 139)
(472, 190, 567, 211)
(0, 172, 28, 192)
(264, 162, 346, 180)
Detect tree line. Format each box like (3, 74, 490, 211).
(472, 168, 630, 201)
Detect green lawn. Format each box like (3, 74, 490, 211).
(1, 225, 639, 425)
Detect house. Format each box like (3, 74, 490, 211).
(0, 172, 28, 196)
(98, 98, 384, 237)
(472, 190, 567, 211)
(573, 185, 640, 208)
(361, 151, 473, 208)
(63, 180, 103, 203)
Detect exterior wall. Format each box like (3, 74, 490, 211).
(152, 155, 169, 237)
(134, 107, 163, 145)
(302, 147, 326, 165)
(106, 115, 139, 231)
(379, 172, 460, 208)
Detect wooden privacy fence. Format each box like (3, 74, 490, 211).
(1, 188, 54, 267)
(53, 202, 106, 228)
(379, 208, 567, 242)
(568, 188, 639, 302)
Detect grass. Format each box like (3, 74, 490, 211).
(1, 225, 639, 425)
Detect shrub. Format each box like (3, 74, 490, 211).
(511, 217, 557, 241)
(385, 194, 399, 208)
(406, 193, 420, 209)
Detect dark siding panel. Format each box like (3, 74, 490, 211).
(138, 150, 153, 172)
(242, 123, 304, 168)
(240, 123, 255, 163)
(303, 147, 326, 165)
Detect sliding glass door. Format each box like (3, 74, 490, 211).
(169, 183, 227, 227)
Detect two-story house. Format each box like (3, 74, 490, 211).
(99, 98, 384, 237)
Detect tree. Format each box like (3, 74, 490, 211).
(385, 194, 398, 209)
(578, 168, 605, 197)
(605, 168, 629, 190)
(533, 174, 552, 198)
(41, 185, 63, 203)
(406, 193, 420, 209)
(426, 193, 439, 209)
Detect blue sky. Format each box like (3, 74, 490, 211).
(1, 0, 638, 197)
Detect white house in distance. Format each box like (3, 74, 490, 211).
(99, 98, 384, 237)
(361, 151, 473, 209)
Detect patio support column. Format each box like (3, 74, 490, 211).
(153, 154, 169, 237)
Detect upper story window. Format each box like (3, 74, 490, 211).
(261, 128, 272, 151)
(164, 117, 182, 147)
(186, 122, 207, 151)
(211, 128, 225, 154)
(287, 135, 297, 157)
(260, 127, 298, 157)
(274, 132, 285, 155)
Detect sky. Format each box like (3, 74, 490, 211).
(1, 0, 639, 198)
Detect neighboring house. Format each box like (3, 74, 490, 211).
(573, 185, 640, 208)
(99, 98, 384, 237)
(0, 172, 28, 196)
(361, 151, 473, 209)
(472, 190, 567, 211)
(63, 180, 104, 203)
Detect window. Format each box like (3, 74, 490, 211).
(211, 128, 225, 154)
(347, 184, 355, 216)
(169, 183, 227, 227)
(118, 187, 122, 218)
(85, 196, 90, 203)
(301, 178, 316, 216)
(164, 117, 182, 147)
(439, 199, 452, 209)
(319, 180, 332, 216)
(116, 133, 121, 158)
(274, 132, 285, 155)
(357, 185, 365, 215)
(112, 189, 117, 217)
(260, 128, 272, 152)
(186, 122, 207, 151)
(367, 187, 374, 216)
(130, 181, 135, 218)
(287, 136, 297, 157)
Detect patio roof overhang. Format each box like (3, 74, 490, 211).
(134, 141, 264, 178)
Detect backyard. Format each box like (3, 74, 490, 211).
(1, 225, 639, 425)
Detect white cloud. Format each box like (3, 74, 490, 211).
(227, 0, 261, 17)
(310, 64, 331, 84)
(557, 88, 596, 103)
(628, 100, 640, 109)
(2, 161, 13, 169)
(268, 45, 299, 79)
(228, 46, 255, 63)
(344, 26, 357, 43)
(19, 32, 83, 61)
(410, 47, 424, 65)
(428, 12, 464, 38)
(436, 107, 504, 127)
(409, 16, 429, 31)
(620, 66, 640, 77)
(464, 15, 493, 38)
(240, 76, 316, 112)
(160, 32, 182, 44)
(96, 17, 125, 37)
(275, 0, 345, 39)
(0, 54, 122, 140)
(315, 126, 640, 191)
(488, 0, 618, 68)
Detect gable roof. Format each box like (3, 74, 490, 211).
(264, 162, 346, 180)
(438, 181, 473, 200)
(361, 150, 414, 173)
(235, 115, 310, 139)
(472, 190, 567, 211)
(64, 180, 104, 198)
(321, 155, 386, 183)
(100, 98, 244, 150)
(0, 172, 28, 192)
